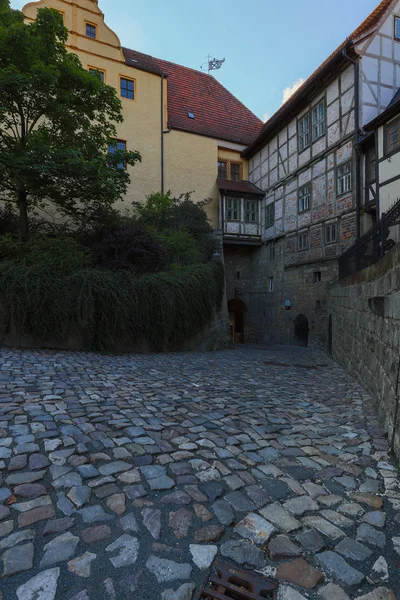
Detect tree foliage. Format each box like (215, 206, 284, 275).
(0, 1, 140, 237)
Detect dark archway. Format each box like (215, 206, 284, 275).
(294, 314, 309, 346)
(328, 314, 333, 355)
(228, 299, 245, 344)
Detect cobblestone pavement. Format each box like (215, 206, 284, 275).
(0, 345, 398, 600)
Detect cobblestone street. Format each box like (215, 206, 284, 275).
(0, 345, 398, 600)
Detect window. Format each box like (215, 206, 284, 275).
(108, 139, 127, 170)
(266, 203, 274, 228)
(269, 242, 275, 261)
(298, 184, 311, 213)
(298, 114, 310, 152)
(227, 198, 239, 221)
(337, 162, 352, 196)
(313, 271, 322, 283)
(325, 223, 337, 244)
(395, 16, 400, 40)
(89, 68, 105, 83)
(386, 118, 400, 154)
(246, 200, 257, 223)
(298, 232, 308, 250)
(218, 160, 227, 179)
(366, 147, 376, 182)
(268, 277, 274, 292)
(86, 23, 97, 39)
(120, 77, 135, 100)
(231, 163, 241, 182)
(312, 101, 325, 141)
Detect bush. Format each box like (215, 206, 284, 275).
(0, 260, 225, 352)
(91, 225, 168, 273)
(156, 230, 201, 266)
(0, 235, 91, 273)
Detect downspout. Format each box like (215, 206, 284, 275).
(161, 74, 165, 194)
(161, 74, 171, 195)
(342, 45, 361, 239)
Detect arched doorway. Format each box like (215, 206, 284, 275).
(228, 299, 245, 344)
(328, 314, 332, 355)
(294, 314, 309, 346)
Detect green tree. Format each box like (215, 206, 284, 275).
(0, 1, 141, 238)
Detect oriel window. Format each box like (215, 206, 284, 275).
(245, 200, 257, 223)
(227, 198, 239, 221)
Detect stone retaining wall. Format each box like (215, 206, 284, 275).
(327, 244, 400, 460)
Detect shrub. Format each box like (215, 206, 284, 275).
(0, 235, 91, 273)
(156, 230, 201, 266)
(0, 260, 225, 352)
(91, 225, 168, 273)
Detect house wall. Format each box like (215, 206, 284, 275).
(327, 243, 400, 462)
(246, 67, 357, 348)
(23, 0, 162, 208)
(22, 0, 250, 229)
(358, 0, 400, 126)
(376, 125, 400, 214)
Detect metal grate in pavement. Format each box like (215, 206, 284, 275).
(198, 560, 279, 599)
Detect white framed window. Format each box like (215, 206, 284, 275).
(298, 114, 310, 152)
(269, 276, 274, 292)
(325, 223, 337, 244)
(298, 184, 311, 213)
(312, 101, 325, 141)
(386, 118, 400, 154)
(395, 16, 400, 41)
(227, 198, 240, 221)
(337, 162, 352, 196)
(245, 200, 257, 223)
(298, 232, 308, 250)
(266, 203, 274, 228)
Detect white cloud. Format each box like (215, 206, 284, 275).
(262, 112, 271, 123)
(281, 78, 305, 105)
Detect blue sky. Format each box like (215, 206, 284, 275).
(12, 0, 380, 121)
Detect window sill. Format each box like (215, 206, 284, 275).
(298, 209, 311, 215)
(312, 132, 325, 144)
(298, 145, 311, 155)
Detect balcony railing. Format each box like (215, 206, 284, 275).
(339, 198, 400, 279)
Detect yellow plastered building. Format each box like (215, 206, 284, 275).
(22, 0, 263, 227)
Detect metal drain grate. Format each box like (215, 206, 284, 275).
(198, 560, 279, 599)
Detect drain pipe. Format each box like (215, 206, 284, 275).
(160, 74, 172, 195)
(342, 45, 361, 240)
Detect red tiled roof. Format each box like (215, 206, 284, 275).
(243, 0, 394, 157)
(154, 58, 262, 145)
(121, 48, 263, 146)
(122, 47, 163, 76)
(217, 178, 264, 197)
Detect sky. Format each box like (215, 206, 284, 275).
(11, 0, 381, 121)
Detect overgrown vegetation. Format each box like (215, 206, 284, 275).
(0, 260, 224, 352)
(0, 191, 224, 353)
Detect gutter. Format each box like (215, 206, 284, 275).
(341, 45, 361, 240)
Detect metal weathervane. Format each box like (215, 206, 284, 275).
(200, 55, 226, 74)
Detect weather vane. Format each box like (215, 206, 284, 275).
(200, 55, 226, 75)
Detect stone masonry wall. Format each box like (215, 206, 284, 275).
(328, 244, 400, 461)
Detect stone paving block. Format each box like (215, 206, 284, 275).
(316, 551, 365, 586)
(260, 502, 302, 532)
(234, 512, 275, 545)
